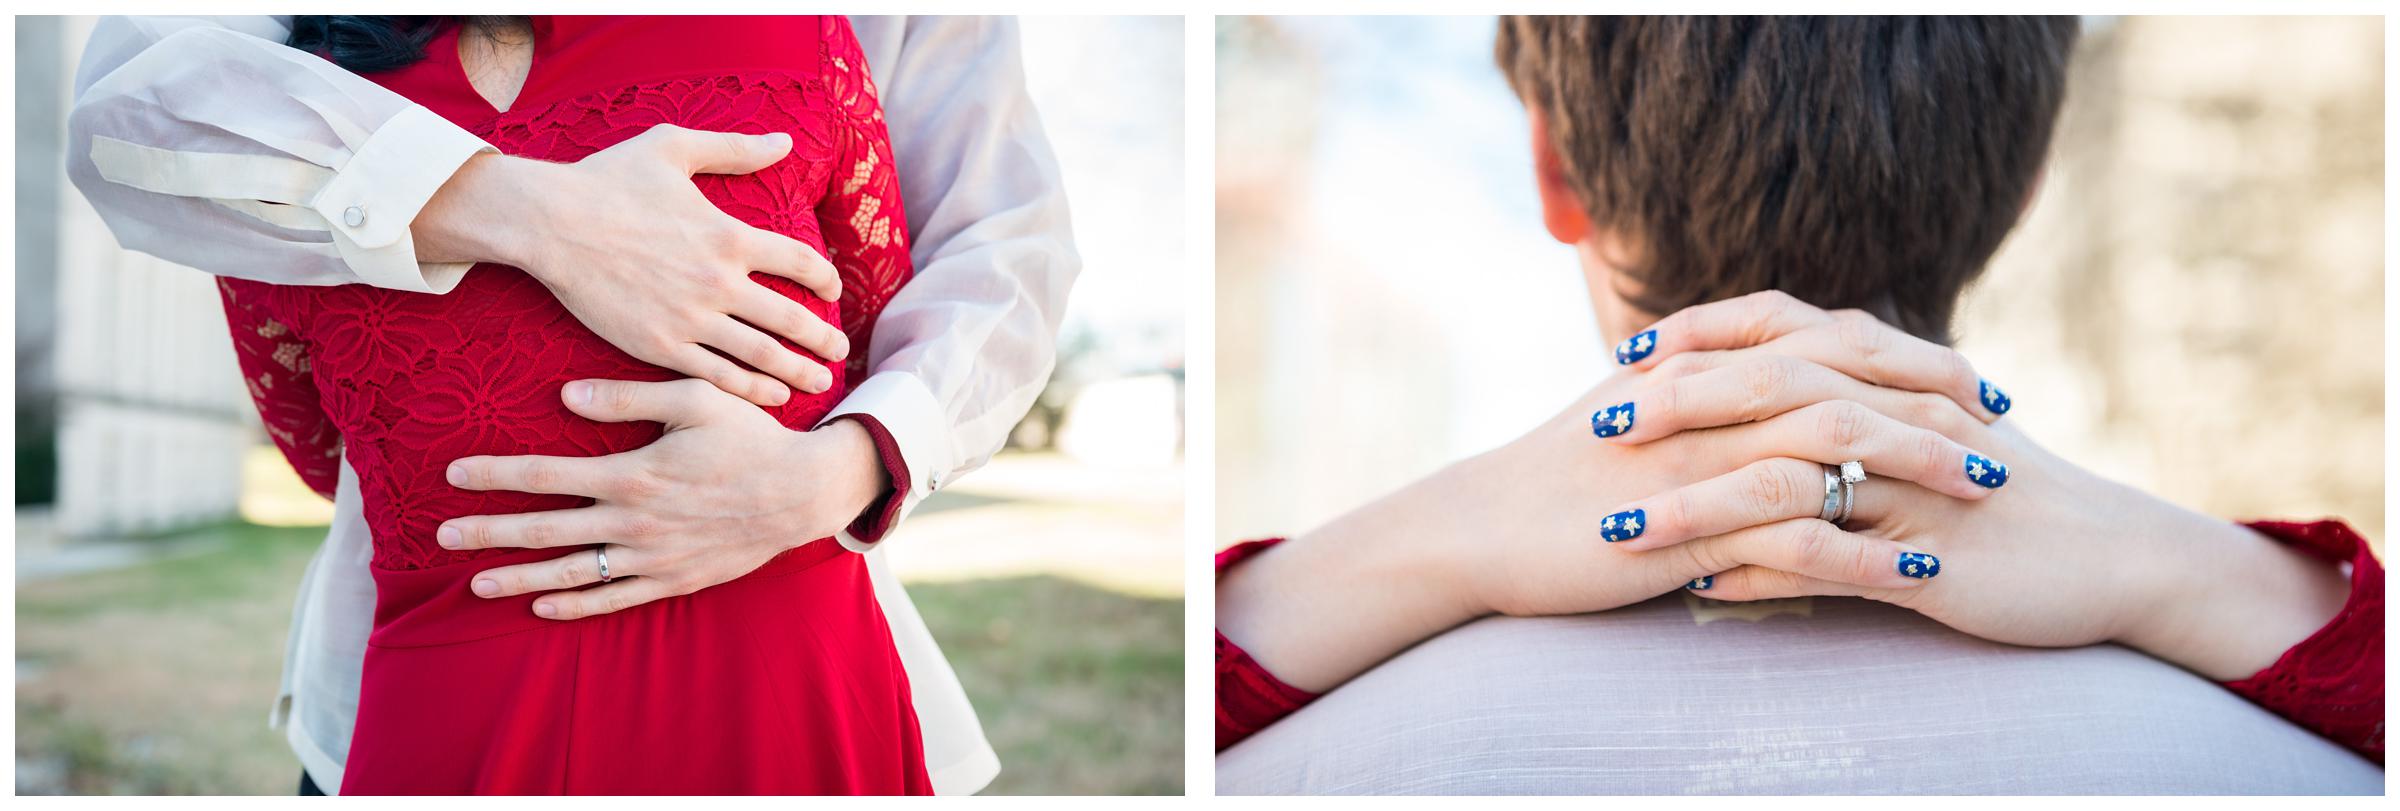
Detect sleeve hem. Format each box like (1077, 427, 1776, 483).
(1215, 537, 1323, 752)
(317, 105, 495, 293)
(2221, 519, 2385, 763)
(823, 371, 953, 550)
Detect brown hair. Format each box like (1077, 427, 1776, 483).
(1496, 16, 2079, 342)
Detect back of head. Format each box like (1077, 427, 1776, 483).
(1496, 16, 2080, 343)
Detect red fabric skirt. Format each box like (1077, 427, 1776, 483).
(340, 540, 931, 795)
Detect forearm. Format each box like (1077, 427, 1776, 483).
(1216, 454, 1499, 693)
(2114, 499, 2351, 681)
(69, 16, 494, 292)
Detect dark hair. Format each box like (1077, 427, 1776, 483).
(287, 16, 526, 73)
(1495, 16, 2079, 343)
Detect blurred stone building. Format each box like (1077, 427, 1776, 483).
(1962, 16, 2384, 543)
(16, 15, 251, 540)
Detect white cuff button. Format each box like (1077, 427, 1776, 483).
(342, 205, 367, 228)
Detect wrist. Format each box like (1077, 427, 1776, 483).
(805, 418, 889, 534)
(413, 152, 549, 269)
(1216, 458, 1493, 694)
(2116, 512, 2351, 681)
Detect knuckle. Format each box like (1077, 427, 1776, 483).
(1940, 350, 1979, 392)
(1816, 401, 1877, 453)
(602, 593, 635, 615)
(1652, 351, 1703, 379)
(1736, 359, 1791, 419)
(1835, 315, 1889, 359)
(616, 472, 663, 503)
(1903, 391, 1956, 430)
(522, 460, 559, 491)
(1913, 430, 1958, 476)
(523, 518, 556, 547)
(621, 513, 662, 540)
(1675, 538, 1730, 581)
(1661, 488, 1700, 538)
(603, 382, 641, 413)
(1739, 463, 1801, 514)
(1790, 521, 1840, 569)
(553, 560, 590, 590)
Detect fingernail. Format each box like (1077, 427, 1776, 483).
(1684, 576, 1713, 591)
(829, 335, 851, 363)
(1614, 329, 1658, 365)
(1979, 378, 2012, 416)
(472, 578, 498, 597)
(1897, 551, 1942, 579)
(437, 526, 463, 549)
(1590, 402, 1636, 438)
(565, 380, 593, 407)
(1600, 508, 1646, 543)
(534, 603, 560, 619)
(446, 463, 467, 487)
(1963, 453, 2010, 489)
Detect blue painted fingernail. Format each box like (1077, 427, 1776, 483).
(1897, 551, 1942, 579)
(1963, 453, 2010, 488)
(1614, 329, 1658, 365)
(1979, 378, 2012, 416)
(1600, 508, 1646, 543)
(1590, 402, 1636, 438)
(1684, 576, 1713, 590)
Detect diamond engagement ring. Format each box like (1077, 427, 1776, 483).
(595, 547, 614, 583)
(1834, 460, 1866, 525)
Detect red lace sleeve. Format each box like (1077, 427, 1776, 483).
(1216, 538, 1323, 751)
(2222, 520, 2384, 763)
(815, 18, 912, 385)
(811, 18, 916, 543)
(216, 278, 341, 499)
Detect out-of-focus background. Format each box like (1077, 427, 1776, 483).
(14, 15, 1183, 795)
(1217, 16, 2384, 550)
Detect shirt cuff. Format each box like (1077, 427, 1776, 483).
(820, 371, 954, 552)
(312, 105, 494, 294)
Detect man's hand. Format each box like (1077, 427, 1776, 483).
(433, 378, 890, 620)
(414, 125, 851, 407)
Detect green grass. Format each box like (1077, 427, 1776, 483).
(15, 523, 1183, 795)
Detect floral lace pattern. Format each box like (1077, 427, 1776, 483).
(2225, 520, 2385, 763)
(220, 18, 911, 570)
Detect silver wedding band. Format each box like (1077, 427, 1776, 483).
(1820, 460, 1866, 526)
(595, 547, 614, 583)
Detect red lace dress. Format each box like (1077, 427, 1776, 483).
(217, 16, 928, 794)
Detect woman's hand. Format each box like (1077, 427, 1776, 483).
(414, 125, 849, 407)
(1616, 292, 2352, 681)
(1217, 337, 2014, 692)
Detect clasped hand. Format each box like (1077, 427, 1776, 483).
(1463, 291, 2343, 681)
(433, 379, 885, 621)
